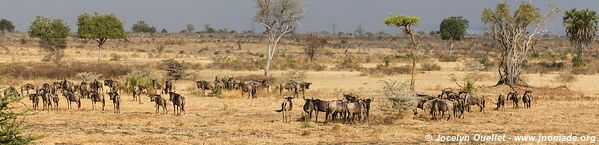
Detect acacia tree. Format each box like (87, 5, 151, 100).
(77, 12, 127, 62)
(29, 16, 70, 63)
(254, 0, 304, 77)
(131, 20, 156, 33)
(482, 2, 557, 87)
(0, 19, 15, 34)
(383, 14, 420, 91)
(563, 8, 598, 67)
(439, 16, 469, 55)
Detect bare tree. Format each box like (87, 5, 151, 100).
(482, 2, 558, 87)
(186, 24, 195, 33)
(254, 0, 304, 77)
(355, 23, 365, 37)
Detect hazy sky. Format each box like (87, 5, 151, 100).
(0, 0, 597, 35)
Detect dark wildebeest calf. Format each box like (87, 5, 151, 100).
(51, 93, 59, 111)
(507, 91, 519, 109)
(169, 92, 186, 115)
(150, 94, 168, 114)
(495, 94, 506, 111)
(276, 96, 293, 122)
(163, 80, 173, 94)
(29, 93, 39, 111)
(522, 90, 532, 109)
(108, 91, 122, 113)
(303, 97, 315, 121)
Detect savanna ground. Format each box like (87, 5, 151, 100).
(1, 33, 599, 144)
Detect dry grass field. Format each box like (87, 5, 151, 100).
(1, 34, 598, 144)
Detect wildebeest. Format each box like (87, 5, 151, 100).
(460, 92, 485, 112)
(279, 80, 298, 97)
(51, 93, 59, 111)
(297, 82, 312, 98)
(132, 85, 147, 101)
(90, 92, 105, 111)
(303, 97, 315, 121)
(62, 90, 81, 110)
(346, 100, 364, 123)
(522, 90, 532, 109)
(195, 80, 212, 96)
(163, 80, 173, 94)
(61, 79, 75, 92)
(108, 91, 121, 113)
(275, 96, 293, 122)
(326, 100, 348, 124)
(151, 79, 163, 94)
(311, 99, 330, 123)
(90, 79, 103, 94)
(20, 83, 35, 96)
(507, 91, 519, 109)
(79, 82, 91, 99)
(104, 79, 120, 93)
(495, 94, 506, 111)
(3, 86, 20, 98)
(150, 94, 167, 114)
(361, 99, 372, 121)
(41, 92, 52, 111)
(168, 92, 186, 115)
(29, 94, 39, 111)
(431, 99, 455, 120)
(240, 81, 258, 99)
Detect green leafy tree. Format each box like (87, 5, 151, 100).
(0, 19, 15, 34)
(482, 2, 557, 87)
(131, 20, 156, 33)
(204, 24, 216, 33)
(161, 28, 168, 33)
(439, 16, 469, 55)
(29, 16, 70, 63)
(563, 8, 598, 67)
(383, 14, 420, 91)
(77, 12, 127, 62)
(0, 93, 38, 144)
(255, 0, 304, 77)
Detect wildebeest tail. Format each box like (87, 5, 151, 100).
(275, 103, 284, 112)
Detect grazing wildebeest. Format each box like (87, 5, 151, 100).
(195, 80, 212, 96)
(279, 80, 298, 97)
(326, 100, 348, 124)
(90, 92, 105, 111)
(108, 91, 121, 113)
(297, 82, 312, 98)
(29, 93, 39, 110)
(132, 85, 147, 101)
(275, 96, 293, 122)
(151, 79, 163, 94)
(150, 94, 167, 114)
(303, 97, 315, 121)
(163, 80, 173, 94)
(311, 99, 330, 123)
(51, 93, 59, 111)
(240, 81, 258, 99)
(495, 94, 506, 111)
(168, 92, 186, 115)
(522, 90, 532, 109)
(507, 91, 519, 109)
(62, 90, 80, 110)
(20, 83, 35, 96)
(90, 79, 103, 94)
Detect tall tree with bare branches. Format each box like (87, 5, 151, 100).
(482, 2, 558, 87)
(383, 14, 420, 91)
(254, 0, 304, 77)
(563, 8, 598, 67)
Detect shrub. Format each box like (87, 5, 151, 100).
(160, 59, 187, 80)
(419, 63, 441, 71)
(0, 95, 38, 144)
(377, 80, 417, 116)
(122, 70, 156, 93)
(437, 53, 458, 62)
(281, 70, 307, 82)
(572, 56, 585, 68)
(109, 53, 123, 61)
(0, 62, 131, 80)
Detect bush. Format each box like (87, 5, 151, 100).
(160, 59, 187, 80)
(572, 56, 585, 68)
(109, 53, 123, 61)
(555, 72, 577, 84)
(281, 70, 307, 83)
(377, 80, 417, 116)
(437, 53, 458, 62)
(0, 95, 38, 144)
(419, 63, 441, 71)
(122, 70, 156, 93)
(478, 56, 495, 71)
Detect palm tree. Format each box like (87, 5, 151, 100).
(563, 8, 599, 66)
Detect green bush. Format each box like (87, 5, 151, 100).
(572, 56, 585, 68)
(0, 94, 38, 144)
(123, 70, 156, 93)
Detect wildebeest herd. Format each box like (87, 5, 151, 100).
(276, 92, 372, 124)
(12, 79, 186, 115)
(414, 88, 534, 121)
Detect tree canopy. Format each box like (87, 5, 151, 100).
(439, 16, 469, 41)
(131, 20, 156, 33)
(383, 14, 420, 29)
(563, 8, 598, 65)
(77, 12, 127, 46)
(0, 19, 15, 34)
(28, 16, 70, 39)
